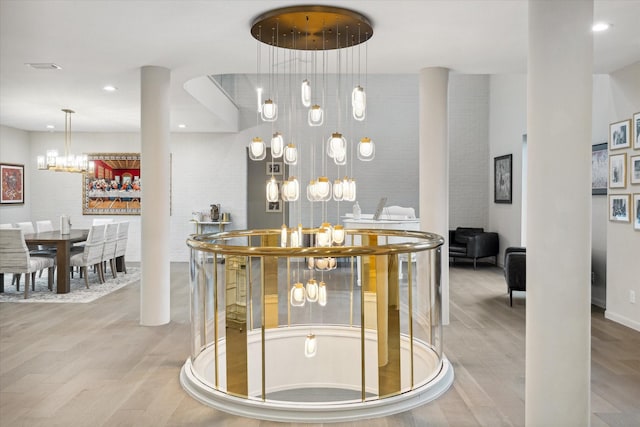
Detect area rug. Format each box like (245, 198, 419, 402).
(0, 267, 139, 303)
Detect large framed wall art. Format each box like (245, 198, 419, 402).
(0, 163, 24, 205)
(494, 154, 512, 204)
(82, 153, 141, 215)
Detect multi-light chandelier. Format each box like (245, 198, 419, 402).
(249, 5, 374, 357)
(37, 108, 94, 173)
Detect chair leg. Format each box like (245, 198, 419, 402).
(31, 272, 36, 291)
(509, 290, 513, 306)
(122, 257, 127, 274)
(110, 259, 117, 278)
(97, 263, 105, 283)
(24, 273, 30, 299)
(48, 267, 54, 291)
(83, 267, 90, 289)
(473, 258, 477, 270)
(13, 274, 21, 291)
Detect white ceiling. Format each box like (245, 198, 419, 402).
(1, 0, 639, 133)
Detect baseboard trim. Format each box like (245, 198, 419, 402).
(604, 310, 640, 332)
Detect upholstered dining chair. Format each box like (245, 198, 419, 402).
(36, 220, 54, 233)
(0, 228, 55, 298)
(101, 222, 119, 279)
(114, 221, 129, 274)
(69, 224, 106, 288)
(15, 221, 56, 281)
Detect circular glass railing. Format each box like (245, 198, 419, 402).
(181, 228, 453, 423)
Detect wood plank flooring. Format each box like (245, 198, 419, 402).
(1, 262, 638, 426)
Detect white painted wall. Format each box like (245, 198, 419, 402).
(449, 74, 490, 229)
(0, 126, 30, 224)
(605, 61, 640, 331)
(488, 74, 527, 265)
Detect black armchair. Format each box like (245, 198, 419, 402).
(449, 227, 499, 269)
(504, 247, 526, 306)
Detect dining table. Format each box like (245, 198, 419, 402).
(23, 229, 89, 294)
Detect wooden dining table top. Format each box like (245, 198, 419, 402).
(23, 229, 89, 243)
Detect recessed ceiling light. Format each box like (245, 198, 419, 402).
(178, 124, 187, 129)
(46, 124, 55, 129)
(103, 85, 118, 92)
(25, 63, 62, 70)
(592, 22, 611, 32)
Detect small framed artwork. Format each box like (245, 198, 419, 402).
(0, 163, 24, 204)
(609, 194, 630, 222)
(494, 154, 512, 204)
(266, 200, 282, 213)
(592, 143, 608, 195)
(609, 119, 631, 150)
(266, 161, 283, 176)
(609, 153, 626, 189)
(634, 112, 640, 150)
(631, 155, 640, 185)
(634, 194, 640, 231)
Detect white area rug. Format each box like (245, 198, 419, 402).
(0, 267, 139, 303)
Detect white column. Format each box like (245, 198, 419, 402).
(140, 66, 171, 326)
(419, 67, 450, 324)
(527, 1, 592, 425)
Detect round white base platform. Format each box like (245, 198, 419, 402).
(180, 354, 454, 423)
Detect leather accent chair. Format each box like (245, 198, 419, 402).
(449, 227, 499, 269)
(504, 247, 526, 306)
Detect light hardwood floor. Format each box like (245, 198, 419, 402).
(1, 262, 639, 426)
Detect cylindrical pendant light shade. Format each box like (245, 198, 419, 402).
(306, 279, 319, 302)
(304, 333, 317, 358)
(249, 137, 266, 160)
(316, 176, 332, 201)
(327, 133, 346, 159)
(308, 104, 324, 126)
(266, 177, 279, 202)
(284, 143, 298, 165)
(301, 79, 311, 107)
(318, 281, 327, 306)
(352, 85, 366, 121)
(332, 224, 345, 245)
(261, 99, 278, 122)
(271, 132, 284, 158)
(280, 224, 288, 248)
(282, 176, 299, 201)
(290, 282, 306, 307)
(333, 179, 343, 201)
(357, 137, 375, 161)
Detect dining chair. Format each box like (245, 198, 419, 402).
(36, 220, 54, 233)
(15, 222, 56, 281)
(114, 221, 129, 274)
(69, 224, 106, 288)
(92, 218, 114, 226)
(0, 224, 21, 287)
(0, 229, 55, 298)
(101, 222, 119, 279)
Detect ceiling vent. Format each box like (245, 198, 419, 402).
(25, 63, 62, 70)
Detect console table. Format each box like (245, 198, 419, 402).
(190, 220, 231, 234)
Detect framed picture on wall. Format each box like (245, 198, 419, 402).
(609, 194, 630, 222)
(266, 161, 283, 175)
(592, 143, 608, 195)
(634, 194, 640, 230)
(609, 119, 631, 150)
(634, 112, 640, 149)
(0, 163, 24, 205)
(266, 200, 282, 213)
(631, 155, 640, 185)
(494, 154, 512, 204)
(609, 153, 626, 189)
